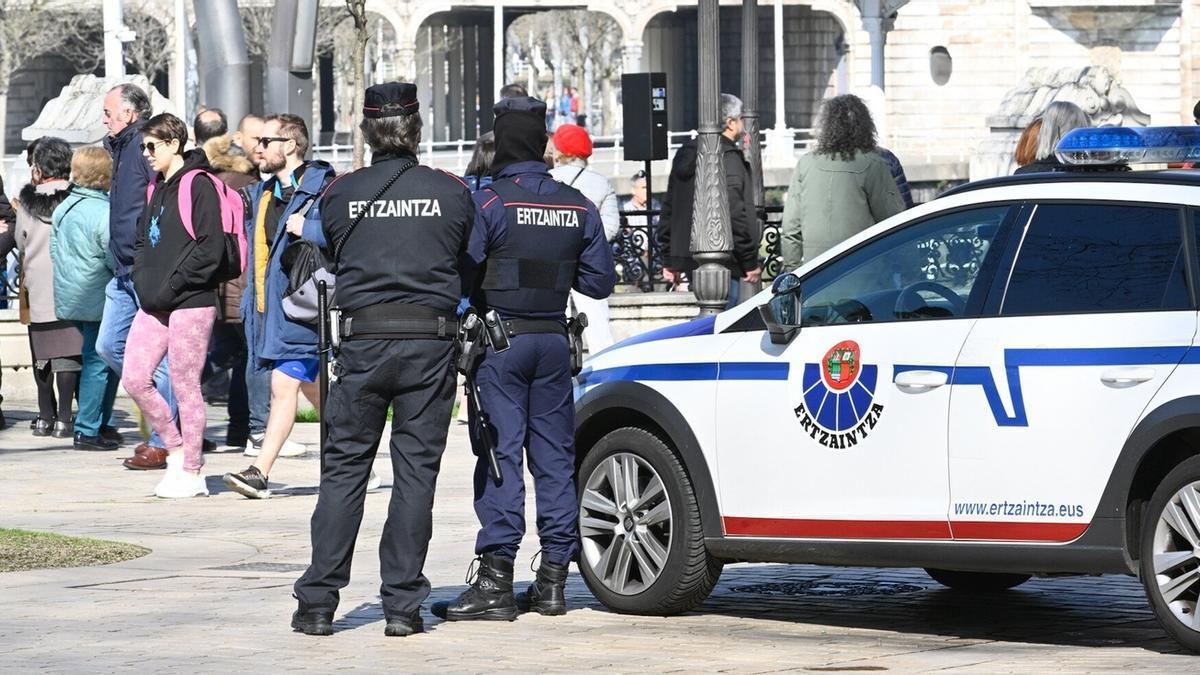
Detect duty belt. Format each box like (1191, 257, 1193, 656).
(500, 318, 568, 338)
(338, 304, 458, 341)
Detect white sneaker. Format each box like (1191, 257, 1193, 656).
(154, 456, 209, 499)
(367, 469, 381, 491)
(244, 434, 306, 458)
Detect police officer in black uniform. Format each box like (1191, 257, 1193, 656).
(432, 97, 616, 621)
(292, 83, 474, 637)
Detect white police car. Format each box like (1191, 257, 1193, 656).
(573, 127, 1200, 651)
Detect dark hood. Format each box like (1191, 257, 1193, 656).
(491, 112, 548, 177)
(159, 149, 213, 186)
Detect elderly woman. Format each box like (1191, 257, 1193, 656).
(1014, 101, 1090, 175)
(781, 95, 906, 270)
(14, 137, 82, 438)
(51, 147, 122, 451)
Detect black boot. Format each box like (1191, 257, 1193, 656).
(430, 554, 518, 621)
(291, 607, 334, 636)
(516, 559, 569, 616)
(384, 610, 424, 637)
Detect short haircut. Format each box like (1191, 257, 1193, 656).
(499, 83, 528, 99)
(141, 113, 189, 155)
(193, 108, 228, 145)
(238, 113, 263, 132)
(720, 93, 743, 122)
(71, 146, 113, 191)
(264, 113, 310, 156)
(31, 137, 72, 180)
(109, 83, 152, 121)
(361, 113, 422, 156)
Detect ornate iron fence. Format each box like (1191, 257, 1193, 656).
(613, 204, 786, 290)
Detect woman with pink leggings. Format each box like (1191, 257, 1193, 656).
(123, 113, 227, 498)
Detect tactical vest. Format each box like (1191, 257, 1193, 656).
(481, 179, 590, 317)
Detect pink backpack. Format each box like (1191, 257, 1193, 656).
(146, 169, 248, 281)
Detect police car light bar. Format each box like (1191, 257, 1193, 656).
(1056, 126, 1200, 166)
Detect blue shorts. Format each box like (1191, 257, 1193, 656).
(274, 358, 319, 383)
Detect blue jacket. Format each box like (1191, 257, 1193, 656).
(240, 161, 336, 364)
(103, 120, 155, 276)
(467, 161, 616, 319)
(50, 187, 114, 322)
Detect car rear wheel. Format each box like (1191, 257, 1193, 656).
(1139, 455, 1200, 653)
(576, 427, 722, 615)
(925, 568, 1031, 592)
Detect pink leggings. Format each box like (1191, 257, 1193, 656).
(122, 307, 216, 473)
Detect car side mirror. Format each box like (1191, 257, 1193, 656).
(758, 273, 802, 345)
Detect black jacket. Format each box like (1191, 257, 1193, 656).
(132, 150, 225, 312)
(656, 137, 760, 275)
(0, 175, 16, 258)
(105, 120, 156, 276)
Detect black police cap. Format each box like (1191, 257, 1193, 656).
(363, 82, 419, 118)
(493, 96, 547, 119)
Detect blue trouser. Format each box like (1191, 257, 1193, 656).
(96, 274, 177, 446)
(471, 332, 577, 566)
(74, 321, 118, 436)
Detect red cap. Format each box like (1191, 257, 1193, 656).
(554, 124, 593, 158)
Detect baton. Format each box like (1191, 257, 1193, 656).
(317, 279, 329, 476)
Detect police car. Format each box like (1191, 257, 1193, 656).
(573, 127, 1200, 651)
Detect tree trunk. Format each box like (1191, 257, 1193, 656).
(347, 0, 369, 169)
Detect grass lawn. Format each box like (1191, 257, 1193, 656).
(0, 529, 150, 574)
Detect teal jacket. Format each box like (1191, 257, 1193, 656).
(50, 187, 114, 322)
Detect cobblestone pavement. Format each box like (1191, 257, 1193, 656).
(0, 400, 1195, 673)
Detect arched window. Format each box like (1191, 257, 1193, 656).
(930, 47, 952, 86)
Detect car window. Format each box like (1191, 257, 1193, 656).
(1001, 204, 1188, 316)
(799, 206, 1010, 326)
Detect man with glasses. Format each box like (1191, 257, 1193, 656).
(98, 83, 179, 469)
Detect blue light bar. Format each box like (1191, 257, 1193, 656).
(1056, 126, 1200, 166)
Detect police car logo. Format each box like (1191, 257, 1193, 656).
(794, 341, 885, 450)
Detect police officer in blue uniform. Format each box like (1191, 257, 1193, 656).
(432, 96, 617, 622)
(292, 83, 474, 637)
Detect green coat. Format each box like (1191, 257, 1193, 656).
(780, 150, 906, 271)
(50, 187, 113, 322)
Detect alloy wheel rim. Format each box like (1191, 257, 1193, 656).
(1153, 480, 1200, 631)
(579, 452, 672, 595)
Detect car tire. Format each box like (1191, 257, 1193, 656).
(925, 568, 1031, 592)
(1138, 454, 1200, 653)
(576, 426, 722, 615)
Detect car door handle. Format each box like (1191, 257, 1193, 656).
(894, 370, 949, 392)
(1100, 367, 1156, 388)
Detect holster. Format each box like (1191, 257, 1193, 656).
(567, 313, 589, 376)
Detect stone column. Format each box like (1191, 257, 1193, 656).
(396, 41, 416, 82)
(623, 40, 643, 72)
(741, 0, 763, 295)
(691, 0, 733, 315)
(494, 2, 504, 97)
(862, 16, 893, 91)
(102, 0, 126, 79)
(765, 0, 793, 167)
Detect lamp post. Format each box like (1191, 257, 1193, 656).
(741, 0, 763, 297)
(690, 0, 733, 314)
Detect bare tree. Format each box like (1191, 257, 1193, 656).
(346, 0, 369, 168)
(122, 5, 172, 82)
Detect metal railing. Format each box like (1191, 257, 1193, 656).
(612, 204, 784, 291)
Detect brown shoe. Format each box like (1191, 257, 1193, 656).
(123, 443, 168, 470)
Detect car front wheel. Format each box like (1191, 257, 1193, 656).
(1139, 455, 1200, 653)
(576, 427, 722, 615)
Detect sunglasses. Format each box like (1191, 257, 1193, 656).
(257, 136, 289, 148)
(140, 140, 172, 154)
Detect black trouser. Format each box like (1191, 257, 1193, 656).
(294, 337, 457, 619)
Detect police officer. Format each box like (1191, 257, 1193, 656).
(292, 83, 474, 637)
(433, 97, 616, 621)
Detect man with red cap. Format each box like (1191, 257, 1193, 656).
(549, 123, 619, 352)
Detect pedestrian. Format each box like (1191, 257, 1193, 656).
(193, 107, 228, 147)
(433, 96, 616, 622)
(557, 87, 572, 129)
(618, 169, 662, 286)
(201, 131, 260, 450)
(232, 114, 265, 160)
(14, 137, 82, 438)
(222, 113, 337, 499)
(780, 94, 906, 270)
(122, 112, 225, 499)
(658, 94, 762, 306)
(570, 87, 584, 127)
(499, 83, 527, 99)
(291, 82, 474, 638)
(464, 132, 495, 192)
(0, 170, 18, 427)
(51, 146, 122, 451)
(1013, 119, 1043, 170)
(1013, 101, 1089, 175)
(98, 83, 182, 471)
(875, 147, 914, 209)
(549, 123, 619, 352)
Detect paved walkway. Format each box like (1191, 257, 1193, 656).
(0, 399, 1195, 673)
